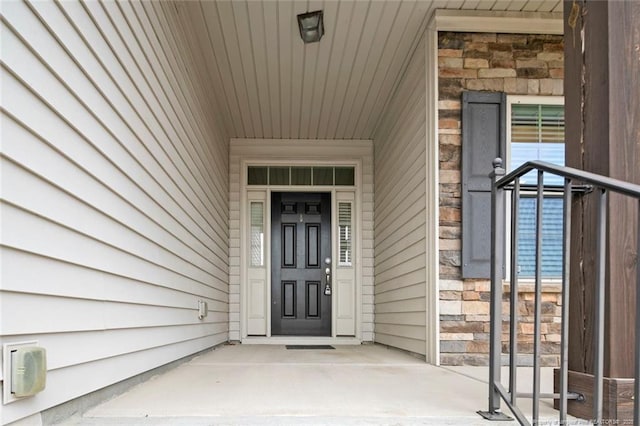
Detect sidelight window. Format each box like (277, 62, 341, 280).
(338, 202, 352, 266)
(250, 202, 264, 267)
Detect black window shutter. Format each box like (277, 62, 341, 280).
(461, 91, 506, 279)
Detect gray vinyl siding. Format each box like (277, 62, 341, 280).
(0, 1, 229, 423)
(373, 36, 427, 356)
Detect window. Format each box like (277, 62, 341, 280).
(338, 202, 352, 266)
(508, 97, 564, 278)
(247, 166, 355, 186)
(250, 202, 264, 267)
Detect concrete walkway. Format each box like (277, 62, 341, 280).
(59, 344, 570, 425)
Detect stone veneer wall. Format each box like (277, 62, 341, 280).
(437, 32, 564, 366)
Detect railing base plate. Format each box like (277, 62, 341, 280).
(477, 410, 514, 421)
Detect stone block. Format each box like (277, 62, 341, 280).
(514, 39, 544, 51)
(497, 34, 528, 44)
(438, 99, 461, 109)
(439, 279, 463, 291)
(462, 300, 490, 315)
(537, 51, 564, 61)
(440, 290, 462, 300)
(472, 33, 496, 43)
(490, 59, 515, 68)
(440, 314, 465, 322)
(467, 341, 490, 353)
(464, 41, 489, 52)
(516, 59, 548, 69)
(438, 128, 461, 135)
(440, 265, 461, 280)
(438, 133, 461, 146)
(439, 169, 460, 183)
(504, 77, 517, 93)
(543, 42, 563, 52)
(487, 42, 512, 52)
(474, 281, 490, 292)
(439, 144, 460, 166)
(439, 33, 465, 49)
(438, 48, 463, 57)
(466, 78, 504, 91)
(492, 50, 514, 60)
(438, 118, 460, 129)
(441, 320, 484, 333)
(539, 78, 554, 94)
(439, 196, 461, 208)
(478, 68, 516, 78)
(439, 354, 464, 365)
(513, 49, 538, 59)
(527, 79, 540, 94)
(463, 282, 476, 291)
(439, 239, 461, 250)
(440, 340, 468, 353)
(440, 332, 474, 341)
(440, 300, 462, 315)
(440, 250, 461, 267)
(517, 68, 550, 79)
(439, 68, 477, 78)
(549, 68, 564, 78)
(464, 58, 489, 68)
(439, 57, 463, 68)
(474, 333, 489, 341)
(516, 78, 529, 94)
(466, 315, 490, 322)
(439, 183, 461, 197)
(439, 78, 464, 100)
(462, 290, 480, 300)
(464, 50, 491, 60)
(545, 334, 561, 343)
(439, 226, 461, 240)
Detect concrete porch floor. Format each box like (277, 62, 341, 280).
(58, 344, 572, 425)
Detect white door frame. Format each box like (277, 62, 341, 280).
(230, 139, 373, 345)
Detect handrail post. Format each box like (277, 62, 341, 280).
(593, 189, 607, 423)
(634, 198, 640, 426)
(559, 178, 573, 423)
(479, 158, 511, 421)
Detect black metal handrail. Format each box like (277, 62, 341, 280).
(478, 158, 640, 426)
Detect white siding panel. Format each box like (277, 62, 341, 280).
(0, 1, 228, 423)
(373, 35, 427, 356)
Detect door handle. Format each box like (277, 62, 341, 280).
(324, 258, 331, 296)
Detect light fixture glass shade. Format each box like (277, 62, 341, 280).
(297, 10, 324, 43)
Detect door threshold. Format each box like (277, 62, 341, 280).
(241, 336, 361, 345)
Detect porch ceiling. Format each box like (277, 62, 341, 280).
(172, 0, 563, 140)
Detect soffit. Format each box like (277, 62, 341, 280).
(172, 0, 563, 140)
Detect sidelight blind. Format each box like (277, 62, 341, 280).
(338, 202, 352, 266)
(250, 202, 264, 267)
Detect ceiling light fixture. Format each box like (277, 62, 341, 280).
(297, 10, 324, 43)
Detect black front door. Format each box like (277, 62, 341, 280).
(271, 192, 331, 336)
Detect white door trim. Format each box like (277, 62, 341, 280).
(230, 139, 373, 344)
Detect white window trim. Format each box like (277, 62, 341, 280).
(505, 95, 565, 285)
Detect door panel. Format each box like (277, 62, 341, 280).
(271, 192, 331, 336)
